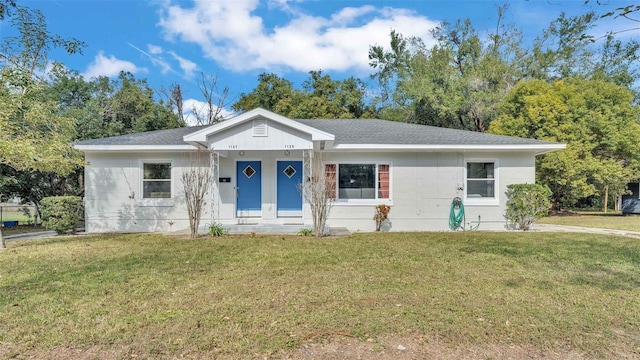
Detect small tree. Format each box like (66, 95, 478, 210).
(182, 151, 213, 239)
(192, 72, 232, 125)
(299, 154, 334, 237)
(505, 184, 552, 231)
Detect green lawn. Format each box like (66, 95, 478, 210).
(539, 212, 640, 232)
(1, 232, 639, 359)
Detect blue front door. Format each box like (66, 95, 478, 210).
(277, 160, 303, 217)
(236, 161, 262, 217)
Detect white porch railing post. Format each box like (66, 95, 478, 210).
(210, 150, 220, 225)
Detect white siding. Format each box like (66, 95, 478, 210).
(83, 151, 210, 233)
(208, 117, 313, 151)
(83, 149, 537, 233)
(321, 151, 535, 232)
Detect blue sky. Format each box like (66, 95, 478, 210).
(4, 0, 638, 120)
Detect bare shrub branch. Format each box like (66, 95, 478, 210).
(182, 151, 213, 238)
(299, 153, 334, 237)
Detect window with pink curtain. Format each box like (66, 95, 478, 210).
(378, 164, 389, 199)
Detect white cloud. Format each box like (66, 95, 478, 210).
(82, 51, 145, 79)
(330, 6, 376, 25)
(128, 42, 173, 74)
(168, 51, 199, 78)
(267, 0, 304, 15)
(148, 44, 164, 55)
(127, 42, 199, 79)
(158, 1, 438, 73)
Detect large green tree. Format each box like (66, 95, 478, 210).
(232, 73, 294, 114)
(0, 0, 15, 20)
(369, 5, 524, 131)
(0, 68, 184, 234)
(233, 71, 374, 119)
(489, 78, 640, 209)
(369, 7, 640, 130)
(48, 68, 183, 140)
(0, 6, 84, 248)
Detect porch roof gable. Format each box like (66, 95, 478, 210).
(182, 108, 335, 144)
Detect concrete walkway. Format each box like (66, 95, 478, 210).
(533, 223, 640, 239)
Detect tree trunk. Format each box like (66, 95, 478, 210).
(603, 186, 609, 213)
(1, 228, 5, 249)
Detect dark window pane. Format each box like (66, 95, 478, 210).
(338, 164, 375, 199)
(143, 181, 171, 198)
(144, 163, 171, 180)
(467, 179, 495, 198)
(467, 162, 494, 179)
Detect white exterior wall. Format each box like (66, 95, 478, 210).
(83, 151, 211, 233)
(322, 151, 535, 232)
(208, 117, 313, 151)
(83, 149, 536, 233)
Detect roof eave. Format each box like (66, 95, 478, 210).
(328, 144, 566, 153)
(74, 144, 198, 152)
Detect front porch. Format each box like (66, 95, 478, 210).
(183, 109, 335, 229)
(207, 149, 316, 228)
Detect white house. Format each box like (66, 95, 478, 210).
(74, 108, 565, 234)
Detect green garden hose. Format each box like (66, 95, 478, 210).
(449, 197, 465, 230)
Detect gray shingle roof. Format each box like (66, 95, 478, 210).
(75, 119, 555, 147)
(74, 125, 209, 146)
(295, 119, 555, 146)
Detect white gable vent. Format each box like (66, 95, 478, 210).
(253, 119, 268, 137)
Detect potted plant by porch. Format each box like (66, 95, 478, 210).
(374, 204, 391, 231)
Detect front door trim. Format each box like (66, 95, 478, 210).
(276, 159, 303, 217)
(236, 160, 262, 217)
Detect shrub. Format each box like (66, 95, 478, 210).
(506, 184, 552, 231)
(40, 196, 83, 234)
(297, 228, 313, 236)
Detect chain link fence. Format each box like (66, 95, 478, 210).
(0, 203, 38, 227)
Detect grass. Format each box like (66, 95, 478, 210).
(539, 211, 640, 232)
(0, 212, 33, 223)
(1, 232, 639, 359)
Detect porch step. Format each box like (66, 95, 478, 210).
(194, 224, 351, 236)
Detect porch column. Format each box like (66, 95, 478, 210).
(303, 149, 313, 190)
(210, 151, 220, 224)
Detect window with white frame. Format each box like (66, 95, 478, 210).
(142, 162, 172, 198)
(329, 163, 390, 200)
(466, 162, 495, 199)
